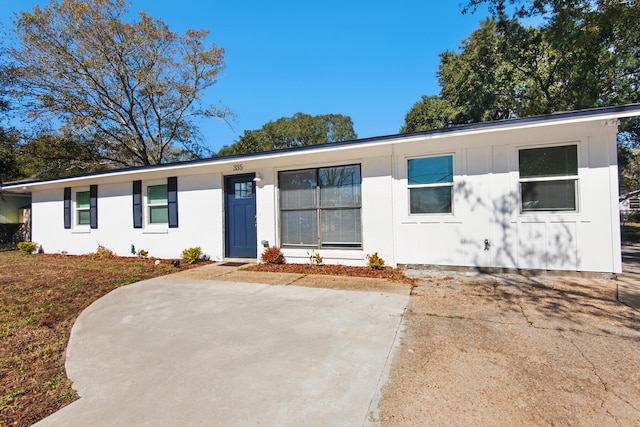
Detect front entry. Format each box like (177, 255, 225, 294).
(224, 174, 257, 258)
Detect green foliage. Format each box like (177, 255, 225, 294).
(307, 250, 323, 265)
(260, 246, 285, 264)
(88, 244, 116, 260)
(401, 96, 462, 133)
(15, 131, 108, 180)
(366, 252, 386, 270)
(405, 2, 640, 133)
(618, 146, 640, 194)
(11, 0, 226, 167)
(216, 112, 357, 156)
(405, 0, 640, 185)
(181, 246, 202, 264)
(17, 241, 37, 254)
(0, 130, 21, 183)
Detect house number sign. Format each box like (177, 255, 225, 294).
(233, 164, 243, 171)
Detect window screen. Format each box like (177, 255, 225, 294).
(76, 191, 90, 225)
(519, 145, 578, 212)
(279, 165, 361, 248)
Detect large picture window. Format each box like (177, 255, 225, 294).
(279, 165, 361, 248)
(519, 144, 578, 212)
(408, 155, 453, 214)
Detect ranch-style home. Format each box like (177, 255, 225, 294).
(2, 104, 640, 273)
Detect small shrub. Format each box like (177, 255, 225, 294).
(307, 250, 323, 265)
(136, 249, 149, 258)
(181, 247, 202, 264)
(366, 252, 386, 270)
(261, 246, 285, 264)
(17, 241, 37, 254)
(88, 245, 116, 260)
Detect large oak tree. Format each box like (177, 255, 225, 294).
(10, 0, 226, 167)
(403, 0, 639, 131)
(402, 0, 639, 192)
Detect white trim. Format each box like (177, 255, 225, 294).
(5, 107, 638, 191)
(73, 187, 91, 229)
(144, 180, 169, 227)
(517, 143, 580, 215)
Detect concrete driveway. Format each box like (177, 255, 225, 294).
(33, 277, 409, 426)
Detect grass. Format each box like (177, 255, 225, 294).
(621, 222, 640, 244)
(0, 251, 204, 427)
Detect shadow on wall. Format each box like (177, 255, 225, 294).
(454, 180, 580, 272)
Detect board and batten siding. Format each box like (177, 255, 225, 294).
(22, 113, 623, 273)
(390, 120, 620, 272)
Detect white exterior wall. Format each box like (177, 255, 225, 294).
(31, 171, 226, 260)
(391, 120, 621, 273)
(22, 114, 624, 273)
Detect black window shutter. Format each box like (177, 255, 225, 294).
(63, 187, 71, 229)
(89, 185, 98, 229)
(168, 176, 178, 228)
(133, 180, 142, 228)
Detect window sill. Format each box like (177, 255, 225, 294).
(71, 229, 91, 234)
(142, 228, 169, 234)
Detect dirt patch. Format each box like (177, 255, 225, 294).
(375, 271, 640, 426)
(0, 252, 209, 427)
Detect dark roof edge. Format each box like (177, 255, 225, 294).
(3, 103, 640, 188)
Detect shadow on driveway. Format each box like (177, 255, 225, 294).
(377, 255, 640, 426)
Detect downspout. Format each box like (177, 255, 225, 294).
(390, 147, 399, 269)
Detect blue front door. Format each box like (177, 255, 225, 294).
(224, 174, 257, 258)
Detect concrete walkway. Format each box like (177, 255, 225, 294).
(34, 276, 409, 426)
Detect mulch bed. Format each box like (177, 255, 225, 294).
(246, 262, 416, 284)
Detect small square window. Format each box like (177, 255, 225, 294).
(408, 155, 453, 214)
(234, 182, 253, 199)
(519, 145, 578, 212)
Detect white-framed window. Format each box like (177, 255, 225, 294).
(147, 184, 168, 224)
(279, 164, 361, 248)
(75, 190, 91, 226)
(518, 144, 578, 213)
(407, 154, 454, 214)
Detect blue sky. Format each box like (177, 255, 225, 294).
(1, 1, 489, 152)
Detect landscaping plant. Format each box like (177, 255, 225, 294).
(260, 246, 285, 264)
(181, 247, 203, 264)
(88, 245, 116, 260)
(308, 250, 323, 265)
(366, 252, 386, 270)
(17, 241, 38, 254)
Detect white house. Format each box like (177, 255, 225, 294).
(3, 104, 640, 273)
(620, 189, 640, 214)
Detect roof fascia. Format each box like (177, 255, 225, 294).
(3, 104, 639, 191)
